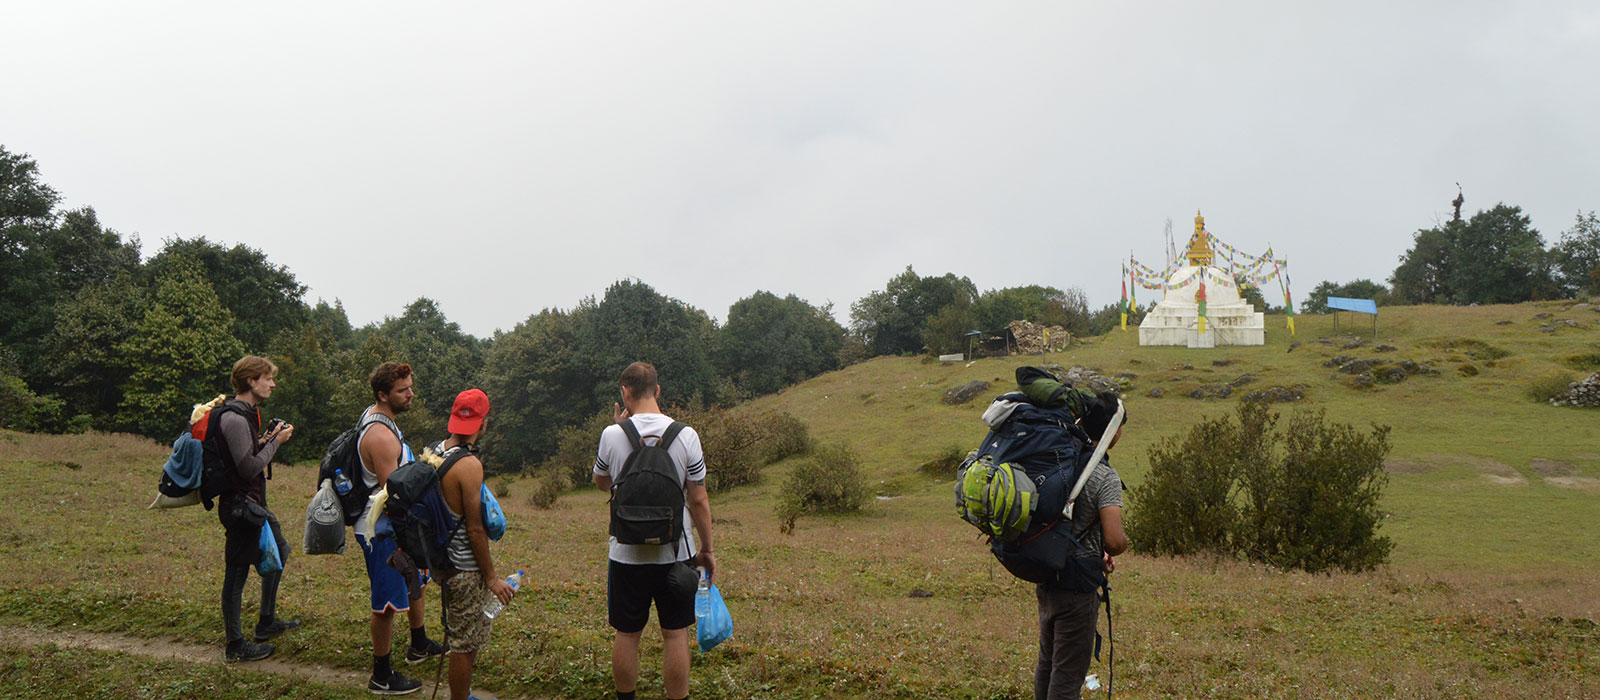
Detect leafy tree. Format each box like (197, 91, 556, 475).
(378, 297, 485, 439)
(849, 266, 978, 355)
(1302, 279, 1386, 314)
(116, 257, 245, 438)
(574, 280, 721, 409)
(328, 330, 401, 433)
(147, 237, 308, 351)
(1390, 222, 1462, 305)
(266, 319, 345, 463)
(0, 146, 59, 230)
(1448, 205, 1554, 303)
(40, 272, 146, 423)
(1391, 205, 1556, 305)
(716, 291, 843, 395)
(970, 285, 1089, 335)
(482, 307, 596, 470)
(920, 301, 975, 355)
(1553, 211, 1600, 297)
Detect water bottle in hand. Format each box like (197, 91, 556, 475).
(333, 468, 352, 496)
(694, 568, 711, 616)
(483, 570, 524, 619)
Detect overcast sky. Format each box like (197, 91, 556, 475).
(5, 2, 1597, 337)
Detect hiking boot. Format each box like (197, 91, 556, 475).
(224, 639, 274, 662)
(368, 670, 424, 695)
(253, 617, 301, 642)
(404, 638, 444, 665)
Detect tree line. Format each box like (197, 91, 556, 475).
(0, 146, 1114, 472)
(1305, 204, 1600, 313)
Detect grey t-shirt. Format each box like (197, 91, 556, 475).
(1067, 459, 1123, 557)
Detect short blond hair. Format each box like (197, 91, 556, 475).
(231, 355, 278, 394)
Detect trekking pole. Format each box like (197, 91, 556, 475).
(1104, 581, 1113, 699)
(431, 580, 449, 700)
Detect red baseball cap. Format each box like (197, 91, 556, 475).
(448, 388, 490, 434)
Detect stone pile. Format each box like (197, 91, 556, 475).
(1007, 320, 1071, 354)
(1551, 372, 1600, 408)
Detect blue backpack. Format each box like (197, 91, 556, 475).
(957, 391, 1106, 593)
(383, 443, 475, 575)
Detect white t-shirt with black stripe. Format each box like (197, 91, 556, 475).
(594, 413, 705, 565)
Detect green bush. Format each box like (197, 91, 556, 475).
(756, 411, 814, 465)
(674, 405, 766, 492)
(1562, 352, 1600, 372)
(1128, 400, 1394, 573)
(1528, 371, 1576, 403)
(776, 442, 870, 534)
(526, 470, 572, 510)
(532, 410, 614, 489)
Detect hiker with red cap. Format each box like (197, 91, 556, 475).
(432, 388, 514, 700)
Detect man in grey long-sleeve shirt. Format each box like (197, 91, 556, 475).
(208, 355, 297, 662)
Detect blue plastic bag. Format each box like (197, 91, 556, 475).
(480, 483, 506, 542)
(257, 522, 282, 574)
(695, 582, 731, 652)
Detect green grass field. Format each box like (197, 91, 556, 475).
(3, 301, 1598, 699)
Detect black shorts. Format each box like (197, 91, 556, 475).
(607, 559, 696, 633)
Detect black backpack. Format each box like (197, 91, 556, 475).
(197, 399, 260, 510)
(384, 442, 473, 576)
(609, 420, 686, 546)
(318, 412, 401, 526)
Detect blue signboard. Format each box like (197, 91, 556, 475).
(1326, 297, 1378, 314)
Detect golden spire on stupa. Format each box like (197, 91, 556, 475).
(1185, 210, 1215, 267)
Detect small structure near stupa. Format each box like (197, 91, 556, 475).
(1123, 212, 1295, 348)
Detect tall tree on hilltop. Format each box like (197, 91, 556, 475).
(576, 280, 721, 409)
(266, 318, 345, 463)
(482, 307, 595, 470)
(1553, 211, 1600, 297)
(716, 291, 843, 396)
(116, 257, 244, 438)
(378, 297, 485, 439)
(41, 273, 146, 424)
(849, 266, 978, 356)
(147, 237, 308, 352)
(1448, 204, 1554, 303)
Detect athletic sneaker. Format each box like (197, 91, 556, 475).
(404, 639, 444, 665)
(224, 639, 274, 662)
(253, 618, 301, 642)
(368, 670, 423, 695)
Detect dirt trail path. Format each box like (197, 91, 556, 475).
(0, 625, 543, 699)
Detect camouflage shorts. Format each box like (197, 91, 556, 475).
(444, 572, 492, 654)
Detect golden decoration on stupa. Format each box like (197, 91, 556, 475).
(1184, 210, 1215, 267)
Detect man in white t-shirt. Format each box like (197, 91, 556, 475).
(593, 362, 715, 700)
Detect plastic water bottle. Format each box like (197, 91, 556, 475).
(333, 468, 352, 496)
(483, 570, 524, 619)
(694, 568, 711, 617)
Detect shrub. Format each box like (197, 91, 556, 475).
(776, 442, 870, 534)
(1528, 371, 1576, 403)
(494, 477, 511, 499)
(526, 469, 572, 510)
(756, 411, 813, 465)
(674, 405, 766, 492)
(533, 410, 613, 488)
(1128, 400, 1394, 573)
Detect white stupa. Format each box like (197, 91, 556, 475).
(1138, 212, 1265, 348)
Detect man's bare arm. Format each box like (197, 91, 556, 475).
(686, 481, 715, 580)
(1099, 505, 1128, 556)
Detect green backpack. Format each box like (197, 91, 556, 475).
(955, 452, 1038, 541)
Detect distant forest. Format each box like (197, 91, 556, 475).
(0, 146, 1124, 470)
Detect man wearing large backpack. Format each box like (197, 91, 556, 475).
(354, 361, 440, 696)
(208, 355, 297, 662)
(1034, 394, 1129, 700)
(593, 362, 716, 700)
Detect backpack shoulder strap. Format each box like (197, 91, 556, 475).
(618, 418, 644, 452)
(657, 422, 686, 451)
(360, 411, 402, 441)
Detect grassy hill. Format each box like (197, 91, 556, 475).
(3, 301, 1598, 699)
